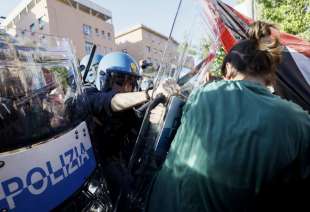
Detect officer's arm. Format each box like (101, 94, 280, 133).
(111, 91, 149, 112)
(111, 79, 180, 112)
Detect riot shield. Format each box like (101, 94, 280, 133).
(128, 0, 222, 209)
(0, 30, 112, 211)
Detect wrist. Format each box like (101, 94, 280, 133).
(146, 89, 153, 100)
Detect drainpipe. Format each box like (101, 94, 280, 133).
(252, 0, 255, 20)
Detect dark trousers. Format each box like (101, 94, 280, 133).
(102, 159, 133, 212)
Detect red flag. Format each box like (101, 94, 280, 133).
(202, 0, 310, 112)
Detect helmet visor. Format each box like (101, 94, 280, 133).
(110, 73, 139, 92)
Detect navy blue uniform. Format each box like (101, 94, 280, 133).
(80, 84, 141, 211)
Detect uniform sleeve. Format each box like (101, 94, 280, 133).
(88, 90, 117, 116)
(295, 110, 310, 179)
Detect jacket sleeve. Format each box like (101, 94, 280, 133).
(295, 110, 310, 179)
(88, 90, 117, 116)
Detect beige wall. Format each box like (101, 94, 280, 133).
(47, 0, 115, 59)
(6, 0, 50, 38)
(115, 26, 178, 67)
(141, 29, 177, 66)
(5, 0, 115, 60)
(115, 28, 144, 62)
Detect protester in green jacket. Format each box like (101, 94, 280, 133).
(146, 21, 310, 212)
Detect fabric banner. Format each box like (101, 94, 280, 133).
(203, 0, 310, 112)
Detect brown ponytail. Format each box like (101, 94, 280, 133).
(221, 21, 283, 85)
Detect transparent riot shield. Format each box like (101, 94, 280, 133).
(129, 0, 223, 209)
(0, 31, 109, 212)
(0, 31, 88, 153)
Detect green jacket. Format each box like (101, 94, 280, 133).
(146, 80, 310, 212)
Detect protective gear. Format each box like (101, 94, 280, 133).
(80, 54, 103, 83)
(80, 54, 104, 70)
(0, 33, 108, 212)
(0, 34, 86, 153)
(95, 52, 140, 91)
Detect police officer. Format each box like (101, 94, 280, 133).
(80, 52, 179, 211)
(79, 53, 103, 84)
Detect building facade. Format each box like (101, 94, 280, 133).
(115, 24, 179, 67)
(3, 0, 115, 60)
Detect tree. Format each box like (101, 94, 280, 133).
(209, 0, 310, 78)
(257, 0, 310, 41)
(197, 37, 225, 77)
(210, 47, 225, 77)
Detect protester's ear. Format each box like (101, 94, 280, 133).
(224, 63, 238, 80)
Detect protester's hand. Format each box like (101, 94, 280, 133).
(149, 103, 165, 124)
(152, 79, 180, 101)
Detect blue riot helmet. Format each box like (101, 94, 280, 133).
(80, 54, 103, 84)
(96, 52, 141, 92)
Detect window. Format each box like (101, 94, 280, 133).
(146, 46, 151, 53)
(21, 29, 26, 36)
(107, 32, 111, 40)
(97, 44, 102, 53)
(95, 28, 99, 36)
(83, 24, 92, 36)
(30, 23, 35, 33)
(38, 16, 44, 30)
(101, 30, 105, 38)
(154, 59, 158, 66)
(85, 41, 93, 54)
